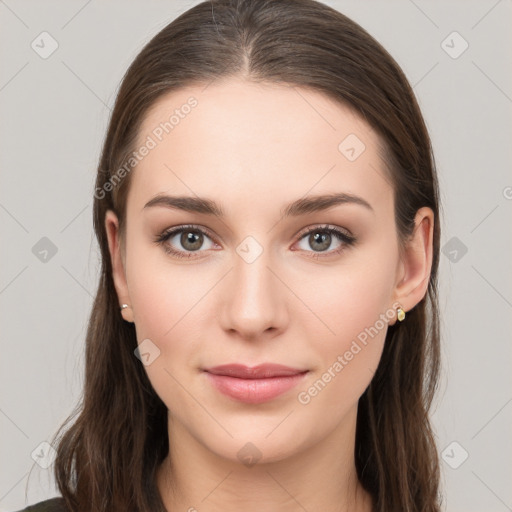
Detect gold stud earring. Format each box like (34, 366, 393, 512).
(396, 305, 406, 322)
(119, 304, 134, 323)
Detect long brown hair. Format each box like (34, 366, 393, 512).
(49, 1, 442, 510)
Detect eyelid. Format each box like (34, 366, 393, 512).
(291, 224, 356, 258)
(155, 223, 356, 259)
(154, 223, 219, 255)
(295, 223, 354, 241)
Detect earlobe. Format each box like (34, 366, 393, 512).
(104, 210, 134, 323)
(391, 207, 434, 323)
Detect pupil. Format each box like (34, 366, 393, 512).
(311, 232, 330, 252)
(182, 231, 202, 251)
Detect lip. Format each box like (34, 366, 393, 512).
(203, 364, 309, 404)
(205, 363, 307, 379)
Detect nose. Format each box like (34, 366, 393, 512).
(218, 245, 289, 342)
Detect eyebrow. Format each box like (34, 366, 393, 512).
(143, 192, 374, 217)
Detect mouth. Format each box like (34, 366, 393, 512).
(203, 364, 309, 404)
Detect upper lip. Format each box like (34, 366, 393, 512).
(204, 363, 308, 379)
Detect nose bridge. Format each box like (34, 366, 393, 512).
(221, 235, 286, 337)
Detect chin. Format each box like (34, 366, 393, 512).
(194, 418, 321, 468)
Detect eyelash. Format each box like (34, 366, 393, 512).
(154, 224, 356, 260)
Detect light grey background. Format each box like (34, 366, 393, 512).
(1, 1, 511, 511)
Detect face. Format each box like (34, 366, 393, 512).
(106, 78, 429, 465)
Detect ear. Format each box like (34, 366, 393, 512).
(389, 206, 434, 326)
(105, 210, 134, 323)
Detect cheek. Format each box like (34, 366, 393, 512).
(294, 255, 395, 344)
(293, 253, 396, 408)
(125, 250, 211, 420)
(123, 234, 226, 387)
(125, 233, 213, 341)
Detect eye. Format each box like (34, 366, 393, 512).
(155, 224, 217, 259)
(294, 225, 356, 258)
(155, 223, 356, 260)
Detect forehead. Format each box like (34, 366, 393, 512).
(129, 78, 393, 216)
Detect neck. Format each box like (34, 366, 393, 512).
(157, 407, 373, 512)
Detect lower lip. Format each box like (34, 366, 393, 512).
(205, 372, 308, 404)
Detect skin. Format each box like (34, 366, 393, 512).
(105, 78, 433, 512)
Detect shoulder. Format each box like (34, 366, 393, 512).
(13, 497, 68, 512)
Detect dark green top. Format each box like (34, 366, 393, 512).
(14, 497, 68, 512)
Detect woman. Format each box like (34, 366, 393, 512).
(18, 0, 442, 510)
